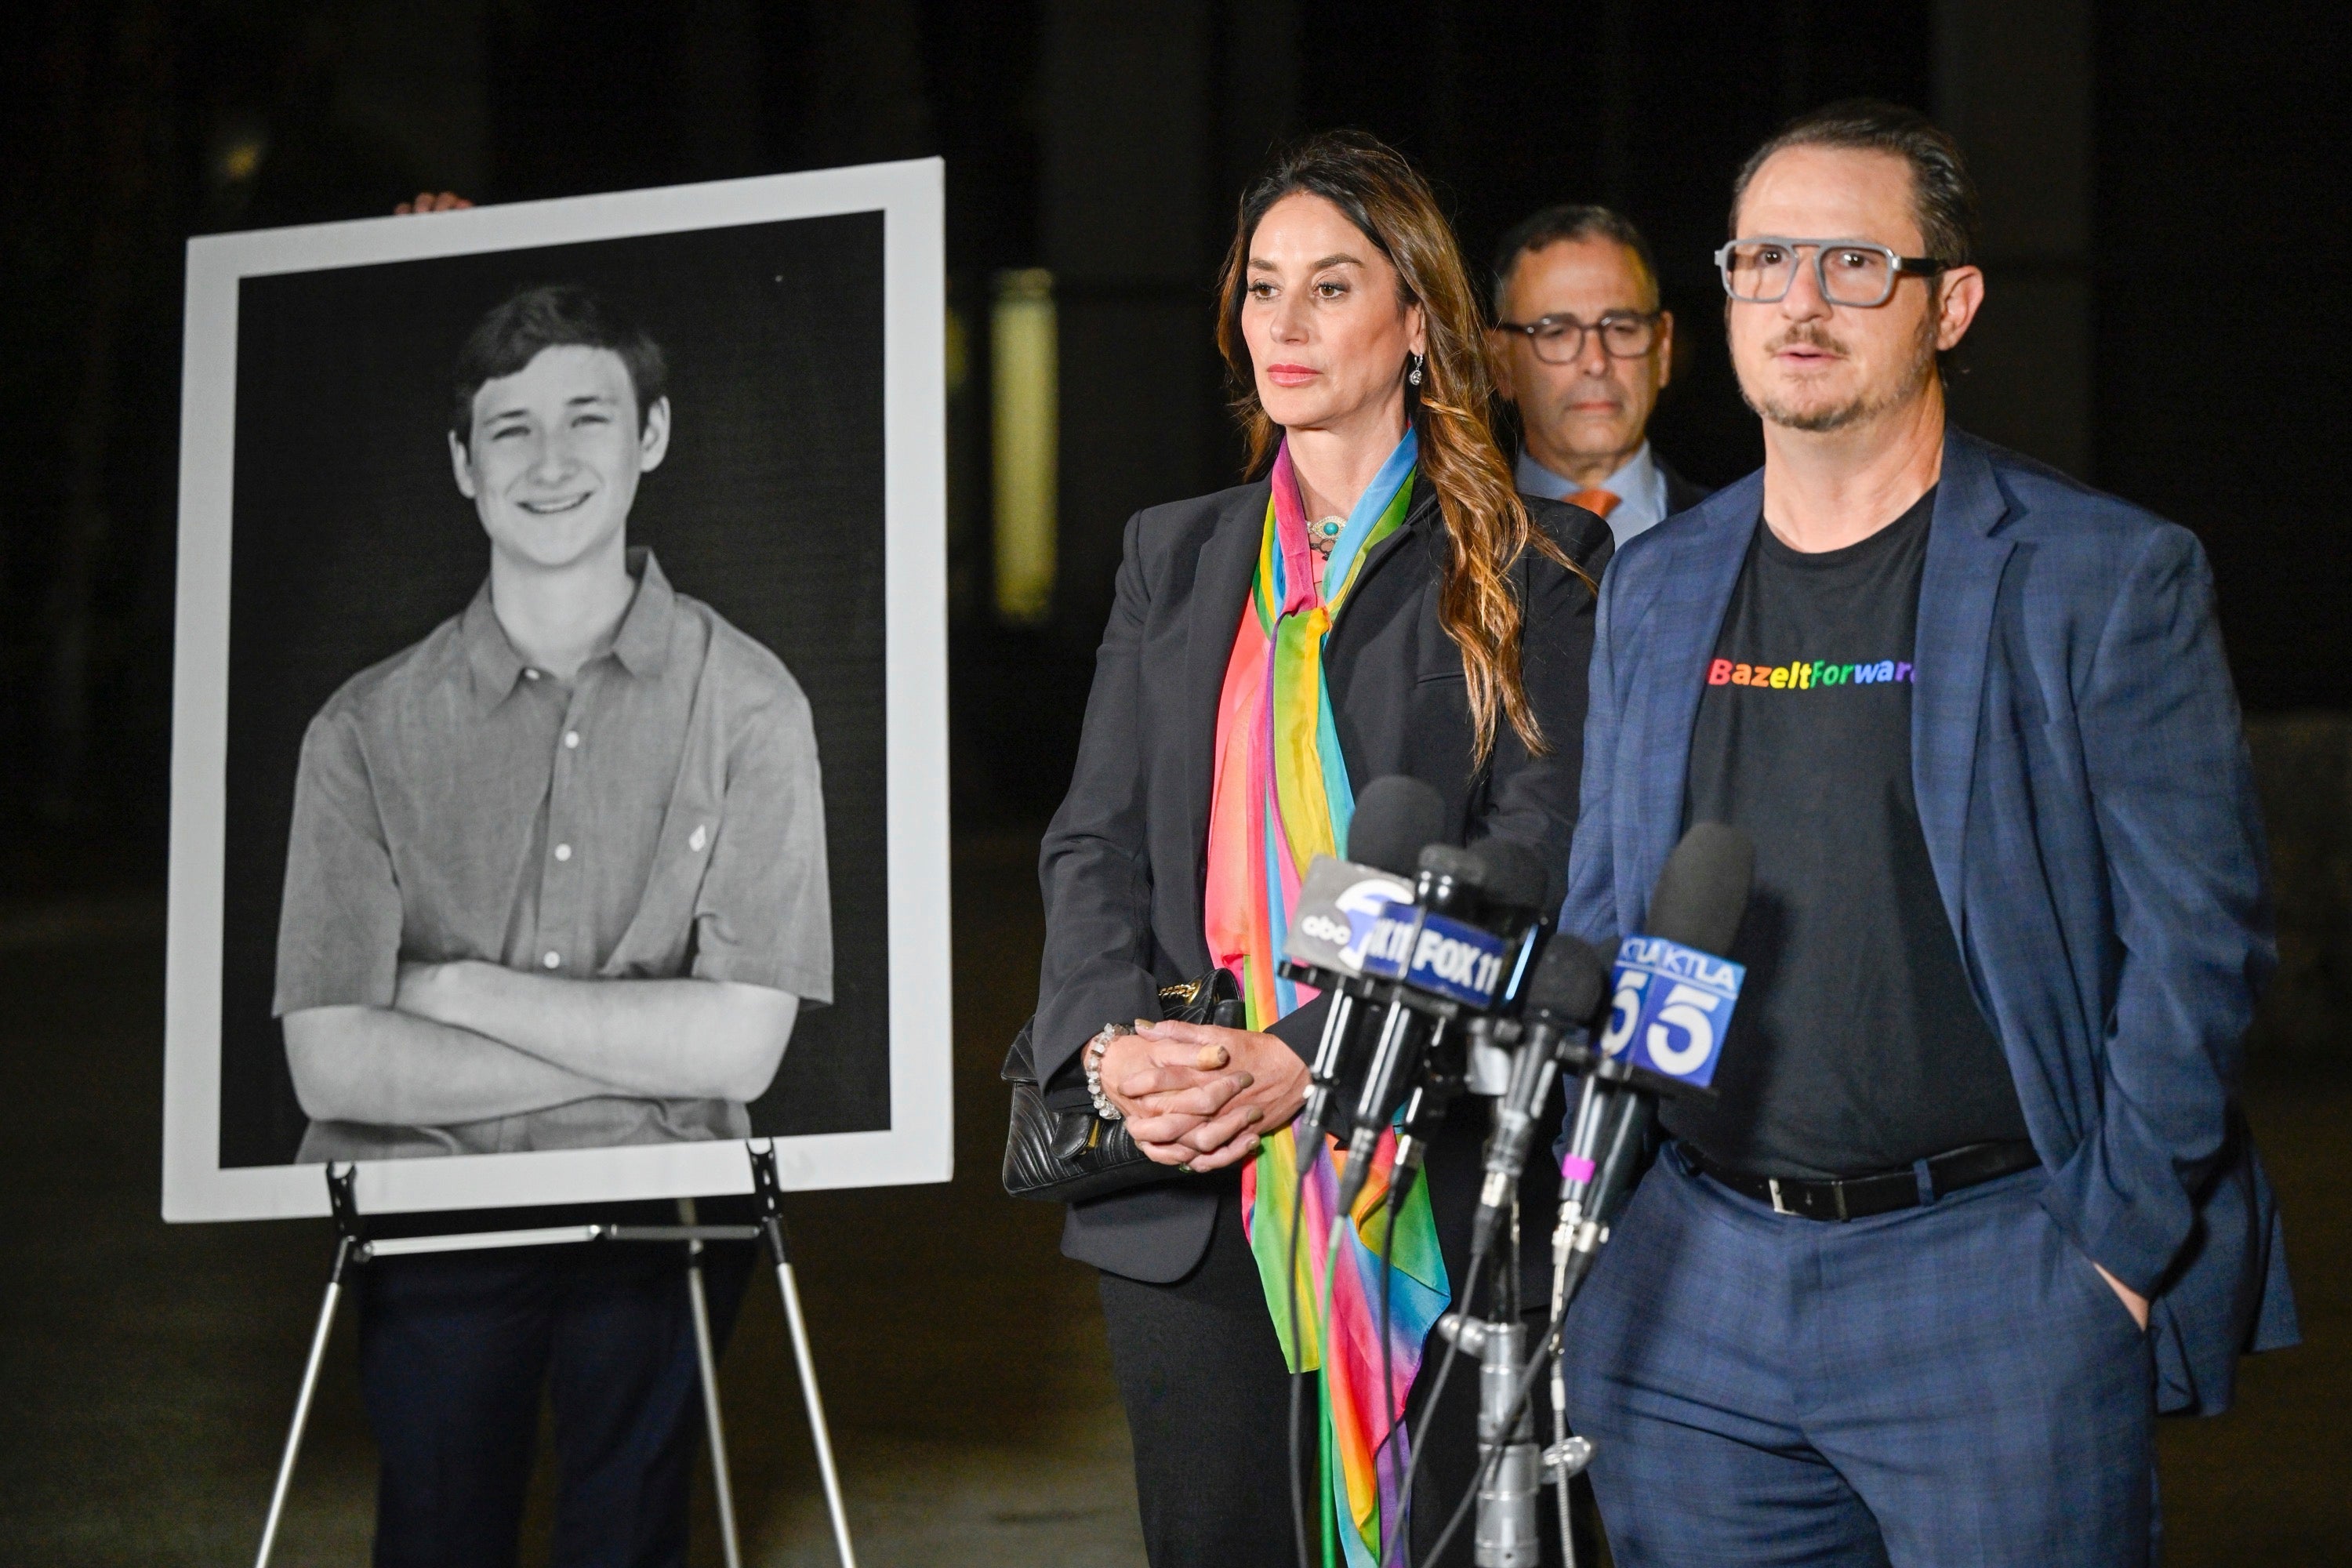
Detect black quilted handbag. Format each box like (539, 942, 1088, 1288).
(1000, 968, 1244, 1203)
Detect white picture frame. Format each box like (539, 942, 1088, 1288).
(162, 158, 950, 1221)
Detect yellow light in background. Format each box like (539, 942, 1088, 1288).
(944, 304, 969, 397)
(991, 269, 1057, 626)
(221, 139, 265, 182)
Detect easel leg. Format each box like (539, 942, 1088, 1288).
(750, 1143, 858, 1568)
(774, 1252, 855, 1568)
(680, 1197, 745, 1568)
(254, 1232, 352, 1568)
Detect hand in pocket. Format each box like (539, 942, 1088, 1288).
(2092, 1261, 2149, 1330)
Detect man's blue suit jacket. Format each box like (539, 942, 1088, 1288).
(1561, 429, 2299, 1414)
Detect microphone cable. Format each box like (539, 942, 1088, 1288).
(1290, 1140, 1363, 1568)
(1383, 1224, 1494, 1568)
(1374, 1185, 1392, 1568)
(1287, 1139, 1317, 1568)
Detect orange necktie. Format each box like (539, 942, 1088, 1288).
(1569, 487, 1621, 519)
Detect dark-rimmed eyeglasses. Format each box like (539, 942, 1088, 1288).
(1715, 238, 1950, 308)
(1491, 310, 1662, 365)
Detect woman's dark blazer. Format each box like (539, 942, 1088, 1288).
(1034, 473, 1613, 1283)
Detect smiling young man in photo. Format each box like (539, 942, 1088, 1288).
(1556, 103, 2296, 1566)
(272, 283, 830, 1565)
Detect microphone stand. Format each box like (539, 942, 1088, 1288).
(1421, 1081, 1638, 1568)
(1425, 1016, 1564, 1568)
(1430, 821, 1751, 1566)
(1422, 1058, 1652, 1568)
(1429, 1193, 1547, 1567)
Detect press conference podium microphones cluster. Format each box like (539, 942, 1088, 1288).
(1276, 775, 1755, 1568)
(1279, 781, 1558, 1217)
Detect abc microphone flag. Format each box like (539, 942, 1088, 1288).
(1281, 773, 1446, 980)
(1284, 855, 1415, 979)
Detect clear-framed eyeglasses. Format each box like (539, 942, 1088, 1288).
(1491, 309, 1662, 365)
(1715, 238, 1950, 308)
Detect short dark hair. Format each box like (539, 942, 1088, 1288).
(1490, 205, 1661, 318)
(1730, 99, 1979, 267)
(449, 283, 668, 448)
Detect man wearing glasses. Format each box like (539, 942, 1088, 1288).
(1490, 205, 1709, 549)
(1555, 100, 2296, 1564)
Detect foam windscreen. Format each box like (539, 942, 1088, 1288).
(1644, 821, 1755, 959)
(1527, 932, 1610, 1022)
(1345, 775, 1446, 875)
(1470, 837, 1551, 915)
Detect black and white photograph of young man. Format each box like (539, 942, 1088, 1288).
(162, 164, 950, 1221)
(276, 283, 832, 1163)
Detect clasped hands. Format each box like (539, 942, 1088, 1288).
(1096, 1020, 1311, 1173)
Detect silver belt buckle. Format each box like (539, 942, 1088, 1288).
(1767, 1177, 1790, 1215)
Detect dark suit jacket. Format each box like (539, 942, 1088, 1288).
(1036, 475, 1613, 1282)
(1656, 452, 1711, 517)
(1564, 430, 2298, 1414)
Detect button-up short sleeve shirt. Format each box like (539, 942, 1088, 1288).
(275, 549, 831, 1159)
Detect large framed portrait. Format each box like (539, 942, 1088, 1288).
(162, 160, 949, 1221)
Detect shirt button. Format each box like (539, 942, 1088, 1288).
(554, 844, 572, 862)
(564, 731, 580, 749)
(542, 951, 561, 969)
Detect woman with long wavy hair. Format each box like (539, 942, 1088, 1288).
(1029, 130, 1613, 1565)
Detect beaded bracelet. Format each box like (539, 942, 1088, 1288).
(1083, 1022, 1133, 1121)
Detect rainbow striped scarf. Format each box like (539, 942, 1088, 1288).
(1204, 431, 1450, 1566)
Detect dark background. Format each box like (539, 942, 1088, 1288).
(0, 0, 2343, 877)
(219, 211, 891, 1164)
(1, 4, 2346, 1562)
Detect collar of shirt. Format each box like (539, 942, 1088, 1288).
(463, 547, 678, 713)
(1515, 441, 1670, 550)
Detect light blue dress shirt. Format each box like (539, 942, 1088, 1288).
(1515, 441, 1670, 551)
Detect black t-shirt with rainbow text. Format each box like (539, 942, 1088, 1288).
(1669, 486, 2030, 1180)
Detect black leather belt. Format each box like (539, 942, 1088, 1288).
(1688, 1140, 2040, 1222)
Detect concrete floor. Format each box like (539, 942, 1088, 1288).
(1, 832, 2345, 1565)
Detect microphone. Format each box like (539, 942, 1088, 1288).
(1334, 837, 1530, 1213)
(1280, 775, 1446, 1141)
(1389, 837, 1559, 1205)
(1470, 933, 1610, 1254)
(1642, 820, 1754, 958)
(1338, 844, 1482, 1177)
(1465, 836, 1555, 1015)
(1554, 822, 1755, 1295)
(1473, 837, 1555, 942)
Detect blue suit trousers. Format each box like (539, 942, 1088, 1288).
(1561, 1148, 2155, 1567)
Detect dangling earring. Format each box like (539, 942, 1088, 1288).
(1407, 351, 1425, 387)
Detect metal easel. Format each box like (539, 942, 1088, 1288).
(252, 1142, 857, 1568)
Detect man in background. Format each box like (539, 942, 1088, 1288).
(1490, 205, 1709, 548)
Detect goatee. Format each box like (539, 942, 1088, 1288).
(1742, 319, 1937, 434)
